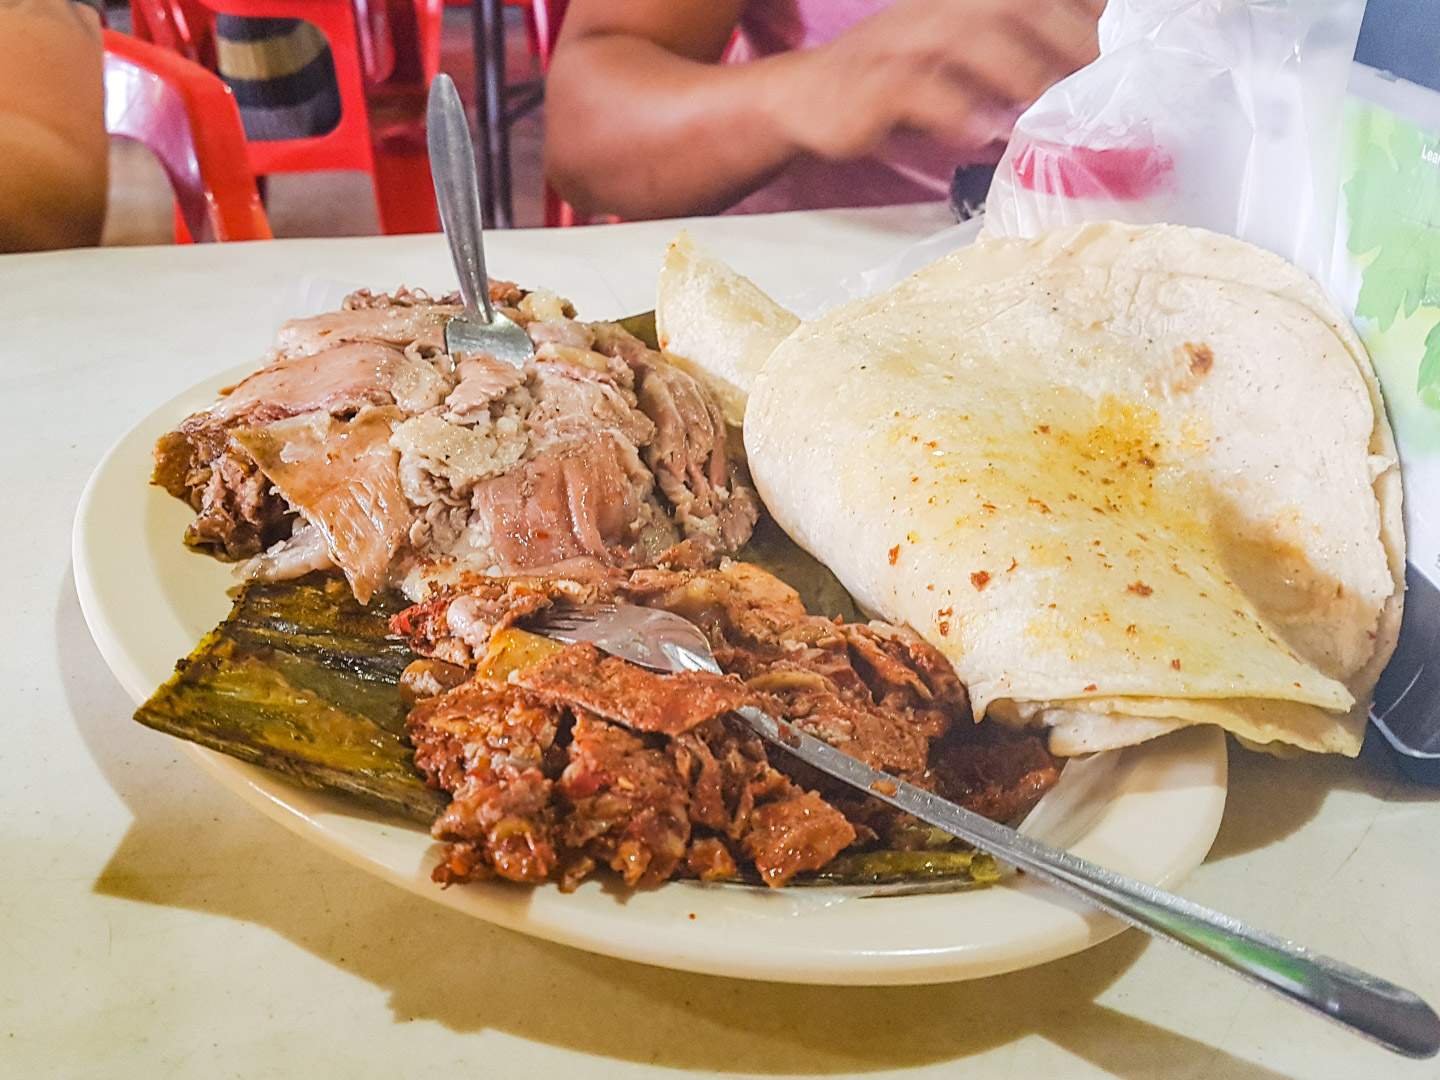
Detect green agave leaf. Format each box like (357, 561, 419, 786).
(800, 848, 1001, 888)
(134, 574, 445, 824)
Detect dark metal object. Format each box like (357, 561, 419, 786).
(427, 74, 536, 364)
(949, 163, 996, 222)
(1370, 563, 1440, 783)
(470, 0, 508, 227)
(468, 0, 547, 227)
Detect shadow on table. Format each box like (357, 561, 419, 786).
(1206, 730, 1440, 862)
(58, 571, 1336, 1078)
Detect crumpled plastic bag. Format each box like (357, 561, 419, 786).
(985, 0, 1367, 285)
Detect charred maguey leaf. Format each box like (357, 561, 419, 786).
(134, 574, 445, 823)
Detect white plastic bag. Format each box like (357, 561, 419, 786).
(985, 0, 1367, 285)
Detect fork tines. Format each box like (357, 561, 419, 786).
(529, 603, 616, 629)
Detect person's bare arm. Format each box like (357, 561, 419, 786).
(544, 0, 1104, 220)
(0, 0, 107, 252)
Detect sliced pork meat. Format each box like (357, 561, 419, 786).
(272, 284, 518, 358)
(635, 359, 757, 551)
(234, 407, 411, 603)
(442, 355, 526, 419)
(208, 342, 450, 423)
(396, 560, 1062, 890)
(276, 301, 456, 359)
(391, 409, 530, 504)
(155, 286, 758, 602)
(526, 356, 653, 448)
(240, 520, 336, 581)
(154, 422, 291, 559)
(470, 436, 678, 571)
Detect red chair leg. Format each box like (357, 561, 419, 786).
(543, 183, 564, 228)
(372, 141, 440, 233)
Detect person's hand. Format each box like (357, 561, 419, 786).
(772, 0, 1104, 160)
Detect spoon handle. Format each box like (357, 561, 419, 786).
(426, 73, 497, 324)
(734, 706, 1440, 1059)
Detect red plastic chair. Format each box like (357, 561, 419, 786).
(104, 29, 272, 242)
(129, 0, 442, 235)
(529, 0, 564, 69)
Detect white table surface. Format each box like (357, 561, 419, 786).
(4, 204, 1438, 1080)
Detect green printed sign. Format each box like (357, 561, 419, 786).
(1341, 91, 1440, 447)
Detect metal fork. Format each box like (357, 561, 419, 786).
(426, 74, 536, 367)
(529, 603, 1440, 1059)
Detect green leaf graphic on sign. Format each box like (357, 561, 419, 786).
(1419, 320, 1440, 409)
(1346, 111, 1440, 412)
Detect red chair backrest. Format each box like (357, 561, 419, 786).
(531, 0, 567, 71)
(128, 0, 442, 234)
(129, 0, 217, 67)
(104, 29, 272, 242)
(130, 0, 375, 175)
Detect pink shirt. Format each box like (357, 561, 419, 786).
(725, 0, 1003, 214)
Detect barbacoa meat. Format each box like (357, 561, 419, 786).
(396, 556, 1060, 890)
(516, 643, 758, 735)
(154, 286, 758, 602)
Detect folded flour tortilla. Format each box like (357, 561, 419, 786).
(655, 231, 800, 429)
(734, 222, 1403, 756)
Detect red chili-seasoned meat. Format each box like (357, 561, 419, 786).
(396, 560, 1062, 890)
(558, 712, 692, 886)
(517, 643, 757, 735)
(407, 679, 567, 885)
(685, 836, 738, 882)
(742, 791, 857, 886)
(622, 558, 826, 651)
(929, 730, 1063, 824)
(391, 572, 620, 667)
(671, 717, 768, 836)
(407, 674, 866, 890)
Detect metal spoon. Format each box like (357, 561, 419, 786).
(530, 601, 1440, 1060)
(425, 73, 535, 366)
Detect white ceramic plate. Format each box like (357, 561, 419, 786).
(73, 365, 1227, 986)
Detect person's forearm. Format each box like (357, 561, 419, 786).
(0, 0, 107, 252)
(544, 34, 808, 220)
(0, 113, 107, 252)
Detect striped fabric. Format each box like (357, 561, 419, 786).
(215, 16, 342, 141)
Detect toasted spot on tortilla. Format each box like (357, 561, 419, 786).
(1184, 342, 1215, 375)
